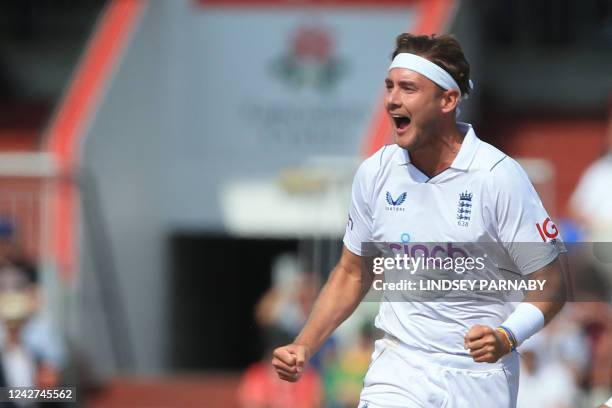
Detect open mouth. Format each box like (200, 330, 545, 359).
(392, 115, 411, 132)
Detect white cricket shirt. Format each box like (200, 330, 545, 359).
(343, 122, 561, 362)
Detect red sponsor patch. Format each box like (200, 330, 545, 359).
(536, 217, 558, 241)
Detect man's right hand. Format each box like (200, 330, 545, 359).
(271, 343, 311, 382)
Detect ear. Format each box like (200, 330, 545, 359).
(440, 89, 461, 114)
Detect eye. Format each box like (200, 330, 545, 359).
(400, 84, 416, 92)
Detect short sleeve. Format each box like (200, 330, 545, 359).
(490, 158, 562, 275)
(343, 158, 376, 256)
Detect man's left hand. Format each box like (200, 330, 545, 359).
(464, 324, 511, 363)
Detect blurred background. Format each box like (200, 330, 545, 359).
(0, 0, 611, 406)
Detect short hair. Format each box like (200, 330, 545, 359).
(392, 33, 471, 96)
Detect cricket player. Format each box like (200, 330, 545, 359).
(272, 33, 567, 407)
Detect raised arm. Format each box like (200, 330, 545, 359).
(271, 246, 372, 382)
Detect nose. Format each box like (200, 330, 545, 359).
(385, 87, 401, 111)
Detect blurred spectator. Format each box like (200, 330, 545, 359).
(238, 358, 322, 408)
(517, 303, 612, 407)
(542, 307, 591, 384)
(569, 99, 612, 240)
(245, 254, 333, 407)
(516, 334, 578, 408)
(255, 254, 317, 338)
(0, 218, 21, 267)
(566, 101, 612, 308)
(0, 219, 65, 390)
(322, 322, 376, 408)
(569, 302, 612, 405)
(566, 98, 612, 404)
(255, 254, 334, 371)
(238, 331, 322, 408)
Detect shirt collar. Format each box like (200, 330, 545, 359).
(399, 122, 480, 171)
(450, 122, 480, 171)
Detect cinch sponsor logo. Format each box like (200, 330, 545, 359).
(536, 217, 558, 241)
(388, 242, 468, 259)
(385, 191, 406, 212)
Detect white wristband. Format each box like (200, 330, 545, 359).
(501, 303, 545, 346)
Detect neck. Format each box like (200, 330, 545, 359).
(409, 121, 465, 178)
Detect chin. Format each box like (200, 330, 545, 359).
(394, 130, 418, 150)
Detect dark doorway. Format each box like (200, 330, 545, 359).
(168, 234, 298, 370)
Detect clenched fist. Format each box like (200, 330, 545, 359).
(271, 343, 311, 382)
(464, 324, 511, 363)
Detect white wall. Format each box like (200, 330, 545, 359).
(77, 0, 433, 374)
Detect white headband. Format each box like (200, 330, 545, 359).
(389, 53, 473, 98)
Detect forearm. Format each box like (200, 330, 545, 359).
(526, 300, 564, 324)
(499, 255, 567, 348)
(295, 263, 368, 354)
(523, 254, 568, 323)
